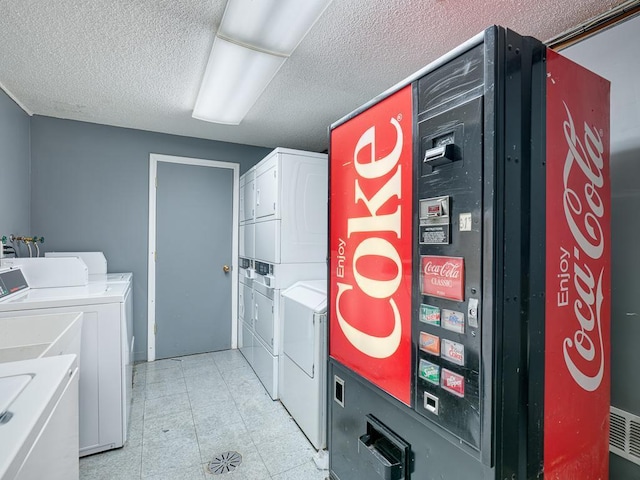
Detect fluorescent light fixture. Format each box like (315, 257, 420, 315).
(192, 37, 286, 125)
(219, 0, 334, 55)
(192, 0, 333, 125)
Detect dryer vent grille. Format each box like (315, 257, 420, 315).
(610, 406, 640, 465)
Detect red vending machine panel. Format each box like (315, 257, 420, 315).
(544, 49, 611, 479)
(329, 85, 414, 406)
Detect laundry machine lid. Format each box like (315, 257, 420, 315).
(281, 280, 327, 313)
(0, 355, 77, 479)
(89, 272, 133, 284)
(0, 281, 129, 312)
(0, 375, 31, 416)
(105, 272, 132, 283)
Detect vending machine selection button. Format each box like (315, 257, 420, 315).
(442, 309, 465, 334)
(420, 304, 440, 326)
(441, 339, 465, 366)
(419, 359, 440, 385)
(419, 332, 440, 356)
(441, 369, 465, 398)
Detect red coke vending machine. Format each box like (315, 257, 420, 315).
(328, 26, 610, 480)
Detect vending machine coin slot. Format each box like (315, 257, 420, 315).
(423, 144, 454, 173)
(421, 124, 464, 176)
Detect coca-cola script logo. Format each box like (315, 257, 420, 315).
(335, 116, 405, 359)
(560, 102, 606, 392)
(423, 261, 461, 284)
(421, 256, 465, 301)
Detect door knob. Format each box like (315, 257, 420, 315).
(223, 265, 231, 273)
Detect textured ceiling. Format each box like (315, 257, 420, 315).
(0, 0, 623, 152)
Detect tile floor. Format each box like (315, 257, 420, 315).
(80, 350, 329, 480)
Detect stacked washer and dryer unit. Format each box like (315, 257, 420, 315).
(238, 148, 328, 423)
(0, 253, 134, 457)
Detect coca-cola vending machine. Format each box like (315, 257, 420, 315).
(328, 26, 610, 479)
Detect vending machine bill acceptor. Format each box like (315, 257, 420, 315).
(328, 26, 610, 479)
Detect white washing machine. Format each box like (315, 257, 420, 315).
(0, 354, 79, 480)
(0, 267, 132, 456)
(280, 280, 327, 450)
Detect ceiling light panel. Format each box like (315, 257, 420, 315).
(192, 37, 286, 125)
(219, 0, 334, 55)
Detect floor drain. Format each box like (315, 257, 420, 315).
(208, 451, 242, 475)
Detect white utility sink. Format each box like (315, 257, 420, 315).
(0, 312, 83, 363)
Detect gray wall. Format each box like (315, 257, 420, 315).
(564, 15, 640, 480)
(0, 90, 30, 241)
(30, 116, 270, 361)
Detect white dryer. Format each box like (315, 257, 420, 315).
(0, 355, 79, 480)
(0, 267, 132, 456)
(280, 280, 327, 450)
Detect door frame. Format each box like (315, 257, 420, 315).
(147, 153, 239, 362)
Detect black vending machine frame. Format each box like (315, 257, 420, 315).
(327, 26, 548, 480)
